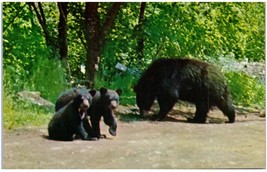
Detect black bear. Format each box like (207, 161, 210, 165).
(55, 87, 122, 139)
(48, 93, 96, 141)
(89, 87, 122, 138)
(54, 88, 97, 138)
(133, 58, 235, 123)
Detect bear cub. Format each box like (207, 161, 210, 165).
(48, 92, 96, 141)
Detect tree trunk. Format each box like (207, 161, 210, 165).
(84, 2, 123, 89)
(57, 2, 71, 80)
(84, 2, 101, 88)
(27, 2, 57, 55)
(137, 2, 146, 61)
(57, 2, 68, 60)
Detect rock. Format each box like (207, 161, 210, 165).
(259, 110, 265, 117)
(18, 91, 55, 108)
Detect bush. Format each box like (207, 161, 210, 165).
(3, 56, 68, 130)
(225, 71, 265, 108)
(29, 56, 69, 103)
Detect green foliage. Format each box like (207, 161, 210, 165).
(29, 57, 68, 103)
(3, 94, 52, 130)
(225, 71, 265, 108)
(3, 2, 68, 129)
(140, 2, 265, 61)
(2, 2, 265, 129)
(3, 56, 67, 129)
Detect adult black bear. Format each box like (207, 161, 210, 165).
(48, 93, 96, 141)
(55, 87, 122, 139)
(133, 58, 235, 123)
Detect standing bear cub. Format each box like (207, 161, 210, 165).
(134, 58, 235, 123)
(89, 87, 122, 138)
(48, 92, 96, 141)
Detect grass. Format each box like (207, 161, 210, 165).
(3, 95, 53, 130)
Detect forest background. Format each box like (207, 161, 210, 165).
(2, 2, 265, 129)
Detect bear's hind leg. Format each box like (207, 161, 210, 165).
(217, 100, 235, 123)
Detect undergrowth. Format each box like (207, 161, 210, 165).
(3, 95, 53, 130)
(3, 56, 67, 130)
(3, 58, 265, 130)
(225, 71, 265, 108)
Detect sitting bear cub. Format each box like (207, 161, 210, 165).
(48, 92, 96, 141)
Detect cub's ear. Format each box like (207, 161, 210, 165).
(100, 87, 108, 95)
(73, 88, 80, 94)
(89, 89, 97, 97)
(116, 89, 122, 96)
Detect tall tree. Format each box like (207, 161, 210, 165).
(57, 2, 68, 60)
(57, 2, 71, 79)
(27, 2, 57, 55)
(136, 2, 146, 61)
(84, 2, 123, 88)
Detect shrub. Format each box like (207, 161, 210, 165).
(29, 56, 69, 103)
(3, 56, 68, 129)
(225, 71, 265, 108)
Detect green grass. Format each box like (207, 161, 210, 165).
(3, 95, 52, 130)
(3, 56, 67, 130)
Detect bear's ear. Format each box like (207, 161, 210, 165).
(100, 87, 108, 95)
(89, 90, 97, 97)
(73, 88, 80, 94)
(116, 89, 122, 96)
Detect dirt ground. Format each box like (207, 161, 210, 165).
(3, 104, 266, 169)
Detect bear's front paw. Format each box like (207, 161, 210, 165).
(99, 134, 107, 139)
(86, 137, 98, 141)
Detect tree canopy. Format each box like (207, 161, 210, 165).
(3, 2, 265, 90)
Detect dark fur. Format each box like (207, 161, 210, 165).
(55, 88, 96, 111)
(89, 87, 122, 138)
(55, 87, 122, 139)
(48, 94, 92, 141)
(134, 58, 235, 123)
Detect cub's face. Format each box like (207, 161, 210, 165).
(100, 88, 122, 110)
(75, 94, 90, 119)
(80, 95, 90, 111)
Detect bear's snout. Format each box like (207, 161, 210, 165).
(80, 99, 89, 111)
(110, 100, 118, 109)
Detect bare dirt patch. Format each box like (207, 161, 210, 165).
(3, 105, 266, 169)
